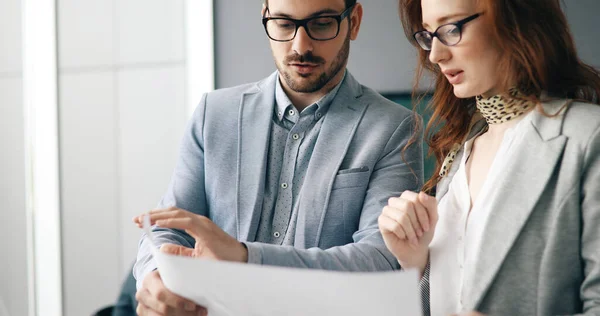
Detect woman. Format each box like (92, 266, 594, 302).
(378, 0, 600, 315)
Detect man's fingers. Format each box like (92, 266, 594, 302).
(133, 206, 184, 226)
(155, 217, 198, 235)
(154, 217, 214, 243)
(148, 205, 179, 214)
(160, 243, 195, 257)
(136, 302, 163, 316)
(155, 286, 197, 311)
(133, 216, 142, 226)
(197, 307, 209, 316)
(145, 271, 197, 311)
(149, 210, 191, 225)
(136, 288, 169, 315)
(136, 299, 203, 316)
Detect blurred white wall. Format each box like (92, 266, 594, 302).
(0, 0, 29, 315)
(57, 0, 187, 315)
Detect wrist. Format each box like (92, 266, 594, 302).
(398, 248, 429, 272)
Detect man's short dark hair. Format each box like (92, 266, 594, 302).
(343, 0, 357, 9)
(264, 0, 357, 10)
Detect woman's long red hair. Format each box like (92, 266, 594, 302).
(400, 0, 600, 193)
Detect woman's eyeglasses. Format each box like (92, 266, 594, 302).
(413, 13, 481, 51)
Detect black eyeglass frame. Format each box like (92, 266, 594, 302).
(262, 4, 355, 42)
(413, 13, 481, 50)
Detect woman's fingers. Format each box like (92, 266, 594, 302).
(383, 201, 419, 248)
(418, 191, 438, 228)
(399, 191, 431, 232)
(378, 212, 407, 241)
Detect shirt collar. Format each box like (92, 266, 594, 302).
(274, 70, 346, 122)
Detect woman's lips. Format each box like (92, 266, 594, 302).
(445, 70, 464, 85)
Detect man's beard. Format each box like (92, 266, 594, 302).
(278, 34, 350, 93)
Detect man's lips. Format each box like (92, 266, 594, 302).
(289, 63, 319, 74)
(289, 63, 318, 67)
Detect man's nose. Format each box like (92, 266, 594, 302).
(292, 26, 314, 56)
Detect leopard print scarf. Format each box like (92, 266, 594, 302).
(438, 88, 536, 178)
(476, 88, 535, 124)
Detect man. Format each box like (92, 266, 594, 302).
(133, 0, 423, 315)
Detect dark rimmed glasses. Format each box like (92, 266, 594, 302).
(262, 5, 355, 42)
(413, 13, 481, 50)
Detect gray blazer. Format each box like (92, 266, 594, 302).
(433, 100, 600, 315)
(134, 71, 423, 283)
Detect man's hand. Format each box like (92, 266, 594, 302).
(378, 191, 438, 275)
(134, 206, 248, 263)
(136, 269, 206, 316)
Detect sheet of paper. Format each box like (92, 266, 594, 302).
(143, 216, 422, 316)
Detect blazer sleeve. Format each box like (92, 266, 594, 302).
(579, 124, 600, 315)
(244, 113, 424, 271)
(132, 93, 209, 289)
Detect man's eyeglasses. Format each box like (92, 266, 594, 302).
(262, 5, 355, 42)
(413, 13, 481, 51)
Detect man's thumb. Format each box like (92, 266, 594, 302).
(160, 243, 195, 257)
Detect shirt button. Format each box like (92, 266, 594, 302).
(281, 183, 288, 189)
(288, 109, 295, 116)
(292, 134, 300, 140)
(458, 236, 463, 241)
(317, 112, 322, 118)
(273, 231, 281, 238)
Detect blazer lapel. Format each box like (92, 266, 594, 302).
(463, 100, 569, 310)
(236, 72, 278, 241)
(295, 72, 368, 248)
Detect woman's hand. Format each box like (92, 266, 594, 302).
(378, 191, 438, 274)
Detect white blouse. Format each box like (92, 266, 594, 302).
(429, 112, 533, 315)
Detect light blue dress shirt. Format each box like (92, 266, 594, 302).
(254, 72, 345, 246)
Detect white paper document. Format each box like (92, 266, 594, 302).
(143, 216, 422, 316)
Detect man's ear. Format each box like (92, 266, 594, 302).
(349, 3, 364, 40)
